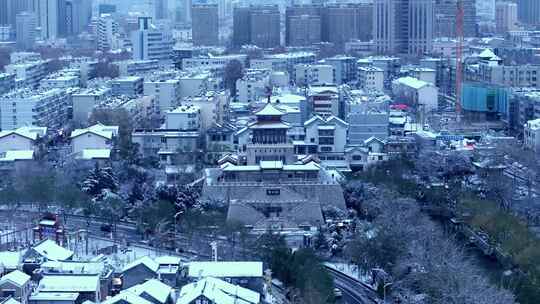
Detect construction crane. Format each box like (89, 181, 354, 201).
(455, 0, 464, 119)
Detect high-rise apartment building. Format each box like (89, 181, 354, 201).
(191, 4, 219, 46)
(97, 14, 119, 51)
(496, 2, 518, 34)
(374, 0, 433, 55)
(518, 0, 540, 26)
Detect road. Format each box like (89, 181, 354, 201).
(326, 267, 379, 304)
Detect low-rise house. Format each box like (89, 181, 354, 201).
(345, 137, 388, 171)
(177, 277, 260, 304)
(0, 270, 31, 304)
(155, 256, 181, 287)
(0, 127, 47, 154)
(301, 115, 348, 154)
(29, 292, 80, 304)
(101, 291, 151, 304)
(187, 262, 263, 292)
(23, 240, 73, 263)
(121, 257, 158, 289)
(0, 251, 24, 274)
(40, 261, 114, 301)
(34, 275, 100, 303)
(125, 279, 173, 304)
(131, 129, 200, 164)
(70, 124, 119, 160)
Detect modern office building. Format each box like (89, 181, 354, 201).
(232, 5, 280, 48)
(36, 0, 68, 39)
(435, 0, 477, 38)
(131, 17, 174, 62)
(374, 0, 434, 55)
(287, 14, 321, 47)
(518, 0, 540, 26)
(250, 5, 280, 49)
(232, 7, 251, 47)
(285, 5, 323, 46)
(153, 0, 168, 20)
(4, 0, 32, 29)
(15, 11, 36, 50)
(191, 4, 219, 46)
(495, 2, 518, 34)
(322, 3, 373, 46)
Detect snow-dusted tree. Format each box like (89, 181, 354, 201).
(81, 166, 119, 199)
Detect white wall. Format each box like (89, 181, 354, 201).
(72, 133, 110, 154)
(0, 134, 34, 153)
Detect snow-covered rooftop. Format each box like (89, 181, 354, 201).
(37, 275, 99, 292)
(178, 277, 260, 304)
(102, 291, 152, 304)
(255, 103, 284, 116)
(71, 123, 119, 140)
(0, 270, 30, 287)
(126, 279, 172, 304)
(0, 126, 47, 141)
(188, 262, 263, 278)
(122, 256, 159, 273)
(394, 76, 431, 90)
(32, 239, 74, 261)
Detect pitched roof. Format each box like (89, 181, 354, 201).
(304, 115, 324, 127)
(122, 256, 159, 273)
(70, 124, 118, 140)
(0, 270, 30, 287)
(478, 48, 496, 59)
(0, 126, 47, 141)
(177, 277, 260, 304)
(102, 291, 152, 304)
(188, 262, 263, 278)
(126, 279, 172, 304)
(255, 103, 284, 116)
(2, 298, 21, 304)
(32, 239, 74, 261)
